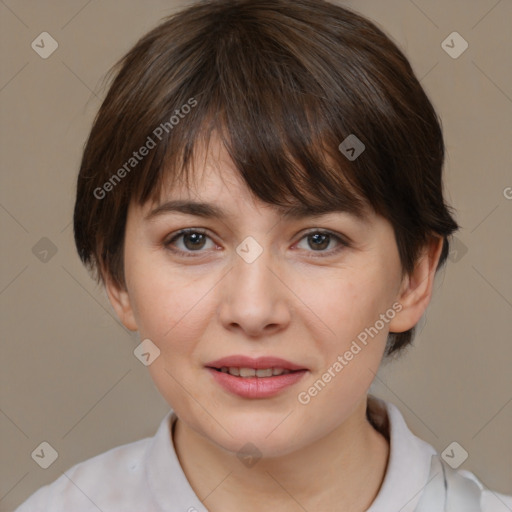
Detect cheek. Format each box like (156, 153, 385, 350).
(305, 255, 400, 394)
(298, 262, 398, 349)
(291, 262, 398, 407)
(293, 271, 392, 426)
(133, 265, 221, 409)
(125, 249, 216, 344)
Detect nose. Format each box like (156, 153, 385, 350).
(217, 242, 292, 338)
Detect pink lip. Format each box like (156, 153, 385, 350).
(205, 355, 306, 371)
(207, 368, 307, 398)
(205, 355, 308, 399)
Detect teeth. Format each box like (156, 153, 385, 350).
(256, 368, 273, 377)
(218, 367, 293, 377)
(239, 368, 256, 377)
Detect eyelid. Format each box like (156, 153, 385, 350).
(299, 228, 352, 247)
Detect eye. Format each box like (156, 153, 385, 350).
(295, 230, 349, 257)
(164, 228, 349, 259)
(164, 228, 217, 257)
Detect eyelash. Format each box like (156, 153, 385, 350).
(164, 228, 350, 259)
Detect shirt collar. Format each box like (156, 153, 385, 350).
(366, 394, 437, 512)
(144, 409, 208, 512)
(144, 395, 437, 511)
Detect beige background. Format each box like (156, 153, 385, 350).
(1, 0, 511, 510)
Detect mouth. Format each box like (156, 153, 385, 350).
(205, 356, 308, 398)
(211, 367, 298, 377)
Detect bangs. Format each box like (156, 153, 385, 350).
(123, 6, 383, 218)
(138, 104, 368, 219)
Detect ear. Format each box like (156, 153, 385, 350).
(104, 274, 138, 331)
(388, 236, 444, 333)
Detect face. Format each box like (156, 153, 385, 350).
(107, 137, 436, 458)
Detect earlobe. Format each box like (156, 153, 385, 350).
(388, 236, 444, 333)
(104, 275, 138, 331)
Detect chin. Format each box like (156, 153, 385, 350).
(196, 411, 307, 458)
(217, 431, 304, 460)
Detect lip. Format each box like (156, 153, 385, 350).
(205, 355, 308, 399)
(207, 368, 307, 398)
(205, 355, 307, 371)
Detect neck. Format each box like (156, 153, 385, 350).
(173, 396, 389, 512)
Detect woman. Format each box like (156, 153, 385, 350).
(16, 0, 511, 510)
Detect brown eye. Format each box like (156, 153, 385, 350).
(307, 232, 330, 251)
(296, 230, 349, 257)
(165, 229, 215, 257)
(180, 232, 208, 250)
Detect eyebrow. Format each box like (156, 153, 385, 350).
(144, 199, 366, 222)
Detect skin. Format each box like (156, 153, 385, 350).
(105, 135, 443, 511)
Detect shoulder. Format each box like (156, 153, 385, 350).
(443, 460, 512, 512)
(15, 434, 155, 512)
(415, 449, 512, 511)
(367, 396, 512, 512)
(15, 410, 208, 512)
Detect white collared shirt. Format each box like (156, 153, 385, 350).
(15, 396, 512, 511)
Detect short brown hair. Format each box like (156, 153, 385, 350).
(73, 0, 458, 356)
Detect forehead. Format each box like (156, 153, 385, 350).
(144, 168, 371, 222)
(145, 198, 373, 223)
(138, 132, 372, 224)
